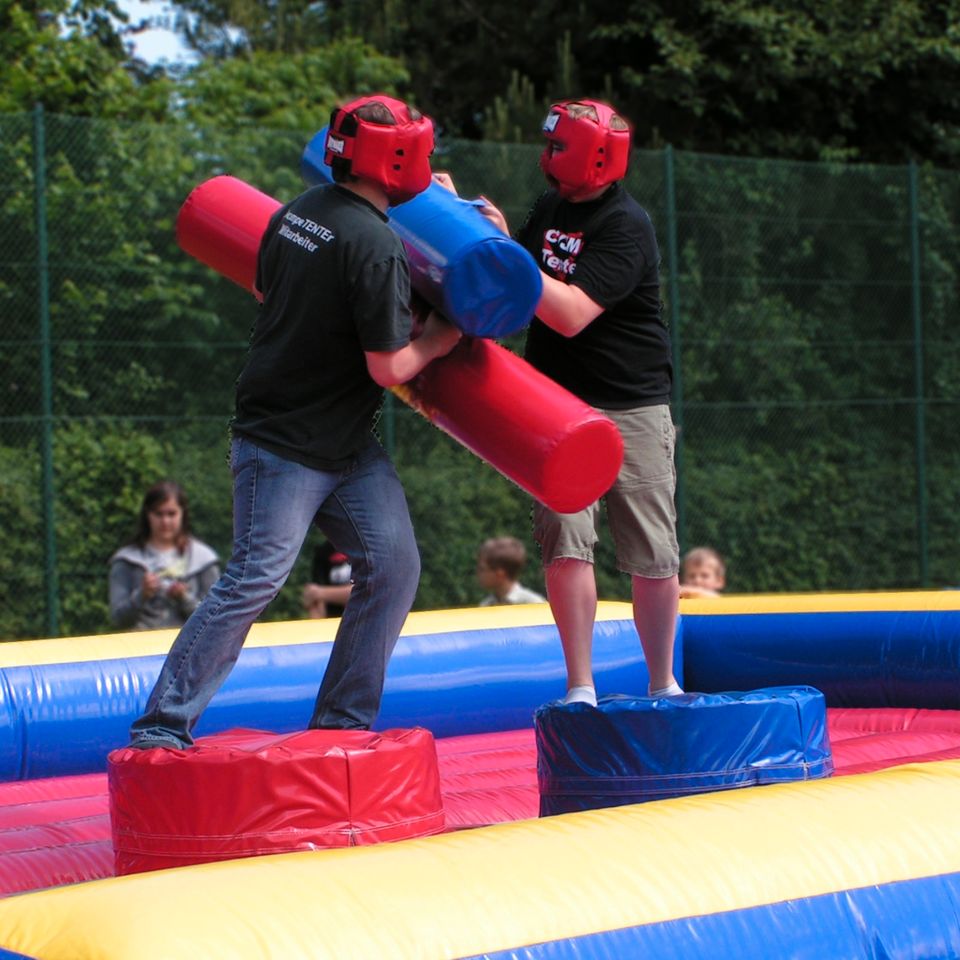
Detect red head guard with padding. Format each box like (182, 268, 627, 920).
(325, 94, 435, 205)
(539, 99, 631, 198)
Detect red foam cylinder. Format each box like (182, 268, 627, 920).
(396, 341, 623, 513)
(176, 175, 281, 298)
(107, 727, 444, 875)
(175, 175, 624, 512)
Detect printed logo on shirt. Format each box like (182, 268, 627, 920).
(540, 228, 584, 277)
(278, 210, 336, 254)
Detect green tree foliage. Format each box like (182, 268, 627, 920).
(174, 0, 960, 164)
(2, 5, 960, 639)
(593, 0, 960, 164)
(640, 147, 959, 591)
(482, 71, 547, 145)
(13, 1, 958, 165)
(52, 421, 173, 635)
(166, 0, 589, 135)
(0, 11, 418, 640)
(0, 0, 172, 118)
(176, 37, 410, 131)
(0, 443, 44, 638)
(165, 0, 334, 57)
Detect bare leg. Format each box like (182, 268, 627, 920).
(631, 573, 680, 692)
(545, 558, 597, 691)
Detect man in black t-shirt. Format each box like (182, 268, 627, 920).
(437, 99, 681, 708)
(129, 96, 461, 750)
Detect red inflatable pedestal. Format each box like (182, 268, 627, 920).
(107, 727, 444, 876)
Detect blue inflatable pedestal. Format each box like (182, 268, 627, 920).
(535, 686, 833, 817)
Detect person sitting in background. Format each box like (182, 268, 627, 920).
(302, 538, 353, 618)
(679, 546, 726, 599)
(109, 480, 220, 630)
(476, 536, 546, 606)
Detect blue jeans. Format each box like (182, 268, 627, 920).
(129, 434, 420, 747)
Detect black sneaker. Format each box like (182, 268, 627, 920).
(125, 737, 183, 751)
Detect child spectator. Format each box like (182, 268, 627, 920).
(679, 546, 726, 599)
(302, 539, 353, 619)
(476, 537, 545, 606)
(109, 480, 220, 630)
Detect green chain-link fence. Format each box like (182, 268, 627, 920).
(1, 109, 957, 639)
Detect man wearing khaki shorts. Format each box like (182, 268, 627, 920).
(476, 98, 682, 706)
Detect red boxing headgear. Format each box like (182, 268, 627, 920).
(539, 99, 631, 198)
(325, 95, 435, 205)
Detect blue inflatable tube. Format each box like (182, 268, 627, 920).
(0, 606, 665, 781)
(301, 128, 542, 339)
(680, 593, 960, 708)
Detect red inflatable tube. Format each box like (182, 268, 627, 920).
(396, 342, 623, 513)
(176, 175, 281, 299)
(175, 175, 624, 512)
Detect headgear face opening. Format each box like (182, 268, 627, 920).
(325, 95, 435, 205)
(539, 100, 631, 198)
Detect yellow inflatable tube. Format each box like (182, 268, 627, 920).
(1, 759, 959, 959)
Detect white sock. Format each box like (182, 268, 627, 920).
(648, 680, 684, 699)
(563, 684, 597, 707)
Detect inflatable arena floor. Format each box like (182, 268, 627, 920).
(1, 593, 959, 958)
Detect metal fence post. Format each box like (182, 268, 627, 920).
(908, 159, 929, 587)
(33, 103, 60, 636)
(663, 145, 686, 552)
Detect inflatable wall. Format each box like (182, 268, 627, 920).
(2, 593, 960, 959)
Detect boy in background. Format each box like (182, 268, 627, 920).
(476, 537, 546, 606)
(679, 546, 726, 598)
(302, 539, 353, 618)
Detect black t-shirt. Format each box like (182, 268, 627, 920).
(519, 183, 672, 409)
(233, 184, 412, 469)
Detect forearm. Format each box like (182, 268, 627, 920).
(366, 316, 461, 386)
(535, 274, 604, 337)
(310, 584, 353, 605)
(370, 340, 446, 385)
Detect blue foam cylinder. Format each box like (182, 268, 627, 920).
(301, 128, 542, 339)
(535, 686, 833, 816)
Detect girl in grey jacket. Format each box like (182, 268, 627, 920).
(109, 480, 220, 631)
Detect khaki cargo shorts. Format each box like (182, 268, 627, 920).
(533, 403, 680, 578)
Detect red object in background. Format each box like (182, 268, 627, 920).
(173, 175, 624, 513)
(107, 727, 444, 876)
(175, 175, 281, 299)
